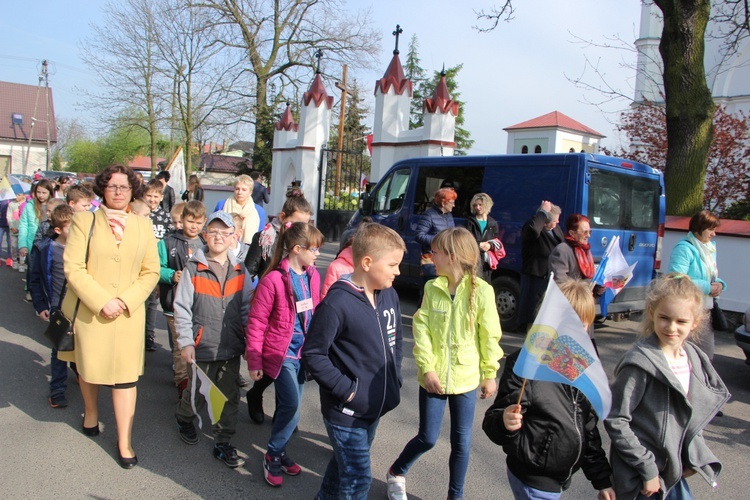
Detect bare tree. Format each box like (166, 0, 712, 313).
(79, 0, 165, 173)
(476, 0, 750, 215)
(191, 0, 381, 172)
(154, 0, 248, 170)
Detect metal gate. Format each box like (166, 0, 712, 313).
(316, 138, 371, 242)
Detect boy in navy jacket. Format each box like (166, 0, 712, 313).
(303, 223, 406, 500)
(28, 205, 76, 408)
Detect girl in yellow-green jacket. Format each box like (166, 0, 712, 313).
(387, 227, 503, 500)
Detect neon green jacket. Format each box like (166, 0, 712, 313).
(413, 274, 504, 394)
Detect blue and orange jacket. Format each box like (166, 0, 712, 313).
(173, 245, 255, 362)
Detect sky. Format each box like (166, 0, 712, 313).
(0, 0, 643, 154)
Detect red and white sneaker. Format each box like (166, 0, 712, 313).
(264, 453, 283, 487)
(279, 451, 301, 475)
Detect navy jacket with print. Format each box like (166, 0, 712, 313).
(303, 277, 403, 428)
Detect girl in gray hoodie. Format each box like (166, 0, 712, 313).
(605, 274, 730, 499)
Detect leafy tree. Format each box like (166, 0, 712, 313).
(404, 34, 427, 129)
(603, 101, 750, 217)
(422, 65, 474, 155)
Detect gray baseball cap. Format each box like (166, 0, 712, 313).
(205, 211, 235, 228)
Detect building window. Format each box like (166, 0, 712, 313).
(534, 145, 542, 154)
(521, 145, 528, 154)
(11, 113, 23, 126)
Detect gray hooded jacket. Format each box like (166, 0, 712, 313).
(604, 334, 730, 499)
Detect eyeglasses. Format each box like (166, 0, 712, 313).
(205, 230, 235, 239)
(299, 245, 320, 255)
(577, 229, 591, 235)
(105, 185, 132, 193)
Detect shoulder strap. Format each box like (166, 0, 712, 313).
(57, 215, 96, 312)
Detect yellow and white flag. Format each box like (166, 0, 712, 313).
(166, 146, 187, 197)
(190, 362, 228, 428)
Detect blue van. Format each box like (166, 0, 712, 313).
(342, 153, 666, 330)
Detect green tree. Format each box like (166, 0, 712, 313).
(422, 65, 474, 155)
(404, 34, 427, 129)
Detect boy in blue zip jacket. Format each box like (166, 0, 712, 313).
(303, 223, 406, 500)
(28, 205, 76, 408)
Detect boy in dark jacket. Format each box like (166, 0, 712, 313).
(482, 280, 614, 500)
(173, 211, 254, 469)
(144, 179, 175, 351)
(28, 205, 75, 408)
(158, 201, 206, 398)
(303, 223, 406, 500)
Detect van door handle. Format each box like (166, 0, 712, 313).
(629, 233, 636, 251)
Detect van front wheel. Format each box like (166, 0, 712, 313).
(492, 276, 521, 332)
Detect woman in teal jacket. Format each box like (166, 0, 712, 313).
(668, 210, 726, 360)
(18, 179, 54, 269)
(387, 227, 503, 500)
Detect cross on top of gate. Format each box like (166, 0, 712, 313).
(392, 24, 403, 55)
(314, 48, 323, 74)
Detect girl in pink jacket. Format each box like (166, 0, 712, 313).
(246, 221, 323, 487)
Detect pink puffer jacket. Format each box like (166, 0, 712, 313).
(245, 257, 321, 379)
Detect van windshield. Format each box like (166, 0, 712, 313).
(588, 168, 660, 231)
(372, 168, 411, 214)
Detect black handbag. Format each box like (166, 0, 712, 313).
(42, 217, 95, 351)
(711, 298, 730, 332)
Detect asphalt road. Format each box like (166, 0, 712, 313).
(1, 242, 748, 499)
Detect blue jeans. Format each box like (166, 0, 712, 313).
(390, 387, 477, 499)
(49, 348, 68, 398)
(507, 469, 562, 499)
(317, 417, 379, 500)
(636, 478, 692, 500)
(0, 227, 10, 259)
(268, 358, 304, 455)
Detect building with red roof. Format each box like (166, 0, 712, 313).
(503, 111, 604, 155)
(0, 80, 57, 176)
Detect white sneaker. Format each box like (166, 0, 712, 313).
(18, 265, 26, 273)
(386, 470, 407, 500)
(11, 261, 18, 270)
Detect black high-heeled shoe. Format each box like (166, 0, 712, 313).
(82, 416, 100, 437)
(117, 445, 138, 469)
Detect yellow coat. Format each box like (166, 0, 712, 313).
(59, 210, 160, 385)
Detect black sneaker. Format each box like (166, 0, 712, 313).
(49, 394, 68, 408)
(177, 419, 199, 445)
(145, 338, 157, 352)
(247, 388, 265, 424)
(213, 442, 245, 469)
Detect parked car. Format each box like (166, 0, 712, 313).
(342, 153, 666, 330)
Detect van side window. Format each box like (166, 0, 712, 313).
(589, 170, 622, 227)
(630, 178, 659, 229)
(413, 166, 484, 218)
(372, 168, 410, 214)
(588, 168, 659, 230)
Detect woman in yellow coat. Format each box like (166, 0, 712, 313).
(60, 165, 160, 469)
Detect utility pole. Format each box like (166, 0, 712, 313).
(43, 60, 51, 169)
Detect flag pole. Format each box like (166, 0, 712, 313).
(516, 378, 527, 407)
